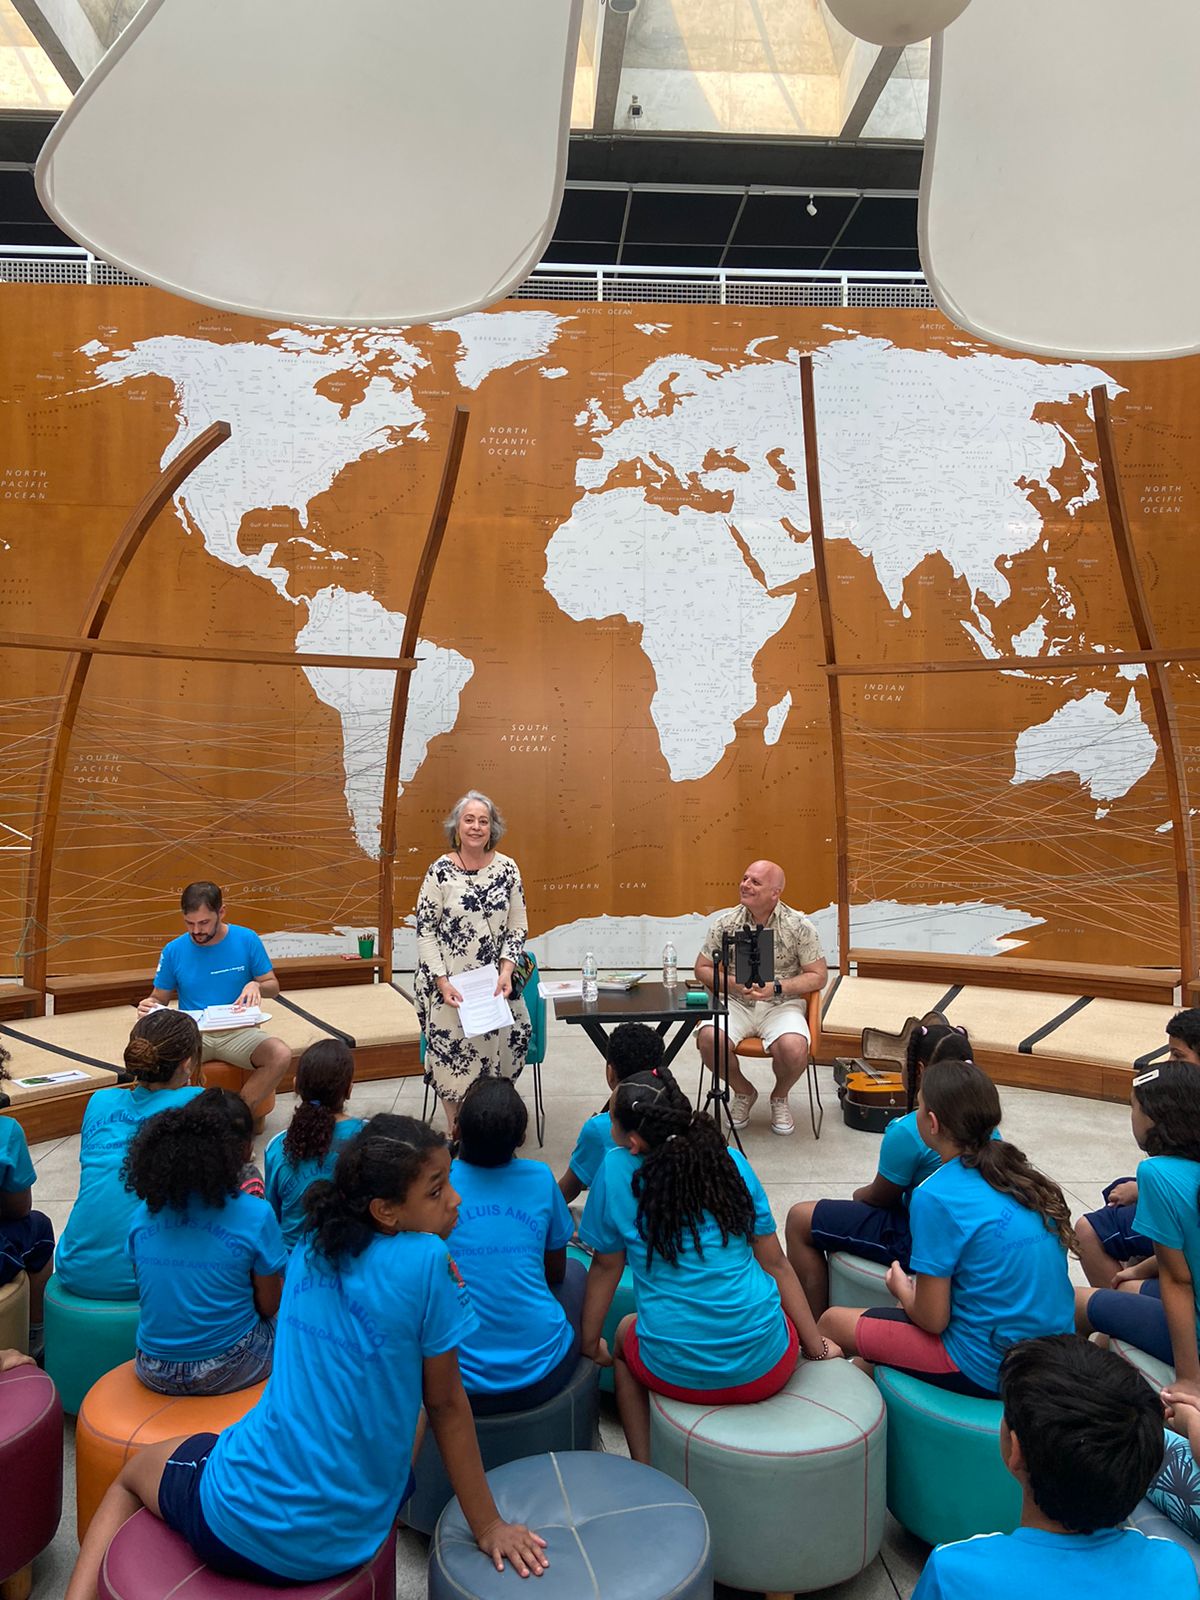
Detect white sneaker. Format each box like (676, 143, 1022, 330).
(770, 1097, 796, 1136)
(729, 1090, 758, 1129)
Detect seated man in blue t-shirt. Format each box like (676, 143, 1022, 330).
(139, 881, 290, 1117)
(913, 1333, 1197, 1599)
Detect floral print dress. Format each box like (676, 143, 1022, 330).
(415, 852, 531, 1103)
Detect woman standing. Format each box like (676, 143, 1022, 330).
(415, 791, 531, 1124)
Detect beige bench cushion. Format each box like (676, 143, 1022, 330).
(0, 1005, 134, 1104)
(944, 986, 1076, 1054)
(270, 985, 420, 1049)
(823, 976, 952, 1039)
(1028, 998, 1175, 1068)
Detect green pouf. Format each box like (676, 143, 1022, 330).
(567, 1245, 634, 1396)
(43, 1275, 139, 1415)
(828, 1251, 896, 1311)
(875, 1366, 1021, 1547)
(650, 1357, 886, 1595)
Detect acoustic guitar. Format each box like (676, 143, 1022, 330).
(836, 1057, 909, 1135)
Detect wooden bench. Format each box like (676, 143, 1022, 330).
(820, 949, 1183, 1104)
(44, 955, 385, 1014)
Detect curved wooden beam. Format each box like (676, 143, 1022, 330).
(798, 356, 851, 967)
(377, 406, 471, 981)
(1091, 384, 1196, 985)
(20, 422, 232, 990)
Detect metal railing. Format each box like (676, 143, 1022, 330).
(0, 246, 934, 308)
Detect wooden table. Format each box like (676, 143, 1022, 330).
(552, 982, 716, 1069)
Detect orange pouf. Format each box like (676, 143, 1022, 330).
(75, 1361, 266, 1539)
(201, 1059, 277, 1128)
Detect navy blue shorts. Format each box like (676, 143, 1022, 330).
(1086, 1280, 1170, 1365)
(1083, 1202, 1153, 1262)
(0, 1211, 54, 1287)
(811, 1199, 913, 1271)
(157, 1433, 294, 1586)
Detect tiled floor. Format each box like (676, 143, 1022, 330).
(26, 981, 1139, 1599)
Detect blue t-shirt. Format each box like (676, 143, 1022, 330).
(264, 1119, 365, 1252)
(128, 1192, 285, 1361)
(912, 1524, 1197, 1600)
(908, 1157, 1074, 1393)
(877, 1111, 942, 1202)
(153, 924, 271, 1012)
(580, 1144, 786, 1390)
(450, 1156, 575, 1394)
(0, 1118, 35, 1194)
(57, 1085, 203, 1300)
(568, 1112, 617, 1189)
(200, 1230, 476, 1581)
(1134, 1154, 1200, 1347)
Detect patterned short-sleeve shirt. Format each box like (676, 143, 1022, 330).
(701, 901, 824, 981)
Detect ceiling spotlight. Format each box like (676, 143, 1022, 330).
(806, 195, 818, 217)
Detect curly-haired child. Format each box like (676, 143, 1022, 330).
(580, 1063, 835, 1462)
(558, 1022, 664, 1203)
(124, 1088, 285, 1395)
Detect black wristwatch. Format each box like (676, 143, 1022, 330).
(773, 977, 783, 998)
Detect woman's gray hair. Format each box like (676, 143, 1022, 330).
(443, 790, 506, 850)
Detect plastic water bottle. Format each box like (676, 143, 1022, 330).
(662, 941, 678, 985)
(582, 950, 598, 1004)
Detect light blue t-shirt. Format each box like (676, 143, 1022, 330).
(568, 1112, 617, 1189)
(1134, 1154, 1200, 1346)
(201, 1230, 476, 1581)
(877, 1111, 942, 1202)
(153, 924, 271, 1012)
(580, 1144, 786, 1390)
(908, 1157, 1074, 1393)
(0, 1118, 35, 1194)
(450, 1156, 575, 1394)
(264, 1119, 364, 1251)
(127, 1191, 285, 1361)
(57, 1084, 203, 1299)
(912, 1524, 1197, 1600)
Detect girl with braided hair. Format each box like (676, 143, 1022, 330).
(1078, 1059, 1200, 1414)
(786, 1021, 973, 1315)
(57, 1009, 204, 1301)
(264, 1038, 362, 1250)
(123, 1089, 285, 1396)
(819, 1059, 1075, 1397)
(66, 1113, 547, 1599)
(579, 1064, 834, 1462)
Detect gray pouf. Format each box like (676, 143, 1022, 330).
(429, 1450, 712, 1600)
(1128, 1498, 1200, 1580)
(404, 1356, 599, 1534)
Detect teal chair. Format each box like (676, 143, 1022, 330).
(43, 1275, 139, 1415)
(567, 1244, 635, 1396)
(420, 951, 547, 1144)
(875, 1366, 1021, 1547)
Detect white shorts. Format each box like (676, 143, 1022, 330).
(700, 999, 811, 1051)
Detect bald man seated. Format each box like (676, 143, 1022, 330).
(694, 861, 827, 1136)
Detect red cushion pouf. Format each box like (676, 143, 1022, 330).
(0, 1364, 64, 1598)
(99, 1511, 397, 1599)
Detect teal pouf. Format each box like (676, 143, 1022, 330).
(567, 1245, 634, 1395)
(875, 1366, 1021, 1546)
(828, 1251, 896, 1311)
(43, 1276, 139, 1415)
(429, 1451, 712, 1600)
(650, 1357, 886, 1594)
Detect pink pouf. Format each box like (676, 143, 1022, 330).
(98, 1512, 396, 1599)
(0, 1364, 64, 1598)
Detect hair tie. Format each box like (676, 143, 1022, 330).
(954, 1025, 966, 1035)
(651, 1068, 659, 1077)
(309, 1097, 323, 1108)
(918, 1025, 927, 1036)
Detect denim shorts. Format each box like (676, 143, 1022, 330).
(136, 1316, 275, 1397)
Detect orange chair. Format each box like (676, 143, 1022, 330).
(733, 989, 824, 1138)
(75, 1361, 265, 1537)
(201, 1059, 276, 1131)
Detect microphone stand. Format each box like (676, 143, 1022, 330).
(701, 931, 744, 1154)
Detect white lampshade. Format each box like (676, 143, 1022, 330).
(825, 0, 972, 46)
(36, 0, 583, 326)
(921, 0, 1200, 359)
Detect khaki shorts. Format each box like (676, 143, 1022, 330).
(199, 1027, 270, 1072)
(701, 998, 811, 1051)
